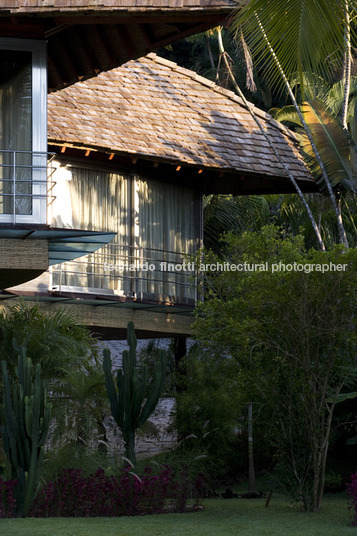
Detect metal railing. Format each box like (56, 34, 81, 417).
(0, 149, 55, 224)
(50, 243, 198, 304)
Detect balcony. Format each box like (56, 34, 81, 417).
(0, 149, 55, 225)
(50, 244, 198, 306)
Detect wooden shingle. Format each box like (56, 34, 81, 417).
(48, 53, 316, 194)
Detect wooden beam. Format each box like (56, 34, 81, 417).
(86, 25, 117, 68)
(49, 35, 79, 83)
(148, 20, 226, 49)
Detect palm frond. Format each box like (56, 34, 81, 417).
(270, 105, 302, 126)
(297, 99, 356, 192)
(203, 195, 269, 253)
(324, 77, 357, 117)
(290, 72, 330, 103)
(232, 0, 355, 93)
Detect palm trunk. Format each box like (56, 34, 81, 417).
(248, 402, 257, 492)
(254, 14, 349, 249)
(217, 28, 326, 251)
(205, 34, 216, 71)
(341, 2, 351, 129)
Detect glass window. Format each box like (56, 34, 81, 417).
(0, 39, 47, 224)
(0, 51, 32, 215)
(50, 165, 200, 303)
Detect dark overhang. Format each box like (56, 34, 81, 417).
(0, 3, 234, 91)
(0, 227, 116, 265)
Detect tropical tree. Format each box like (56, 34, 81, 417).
(232, 0, 357, 247)
(203, 194, 269, 254)
(193, 225, 357, 511)
(0, 302, 100, 477)
(49, 362, 109, 454)
(215, 27, 326, 250)
(272, 75, 357, 187)
(0, 301, 96, 381)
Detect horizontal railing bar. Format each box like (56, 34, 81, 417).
(82, 245, 195, 257)
(50, 270, 194, 289)
(57, 256, 190, 264)
(0, 149, 55, 224)
(0, 193, 53, 198)
(0, 178, 50, 182)
(0, 149, 55, 156)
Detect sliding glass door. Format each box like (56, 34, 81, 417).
(50, 164, 200, 303)
(0, 39, 47, 224)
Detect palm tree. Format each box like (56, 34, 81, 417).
(203, 194, 269, 254)
(0, 301, 97, 380)
(51, 363, 110, 453)
(216, 28, 326, 250)
(270, 75, 357, 244)
(232, 0, 356, 247)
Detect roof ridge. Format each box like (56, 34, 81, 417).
(146, 53, 297, 142)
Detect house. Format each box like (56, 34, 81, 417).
(0, 0, 234, 290)
(3, 52, 315, 338)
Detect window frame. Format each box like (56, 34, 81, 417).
(0, 38, 47, 224)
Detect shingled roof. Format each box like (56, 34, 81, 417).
(48, 53, 315, 195)
(0, 1, 235, 91)
(2, 1, 235, 13)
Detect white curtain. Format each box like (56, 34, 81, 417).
(51, 166, 131, 292)
(0, 50, 32, 215)
(51, 166, 198, 301)
(137, 178, 197, 300)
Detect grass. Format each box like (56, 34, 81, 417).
(0, 493, 355, 536)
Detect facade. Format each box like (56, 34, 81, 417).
(5, 53, 315, 337)
(0, 0, 233, 292)
(0, 3, 316, 338)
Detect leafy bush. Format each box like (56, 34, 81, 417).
(0, 479, 17, 517)
(0, 465, 205, 518)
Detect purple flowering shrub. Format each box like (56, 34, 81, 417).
(347, 471, 357, 525)
(0, 478, 17, 517)
(0, 465, 205, 518)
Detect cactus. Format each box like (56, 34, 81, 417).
(1, 347, 51, 517)
(103, 321, 167, 466)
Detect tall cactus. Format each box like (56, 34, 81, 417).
(1, 347, 51, 517)
(103, 321, 167, 466)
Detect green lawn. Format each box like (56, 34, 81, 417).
(0, 494, 355, 536)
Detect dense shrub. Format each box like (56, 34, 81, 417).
(0, 465, 204, 518)
(0, 479, 17, 518)
(347, 471, 357, 525)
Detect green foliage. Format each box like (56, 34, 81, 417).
(232, 0, 356, 94)
(269, 75, 357, 247)
(50, 362, 109, 453)
(1, 348, 51, 517)
(40, 444, 118, 483)
(0, 302, 96, 380)
(103, 321, 167, 467)
(174, 343, 243, 484)
(203, 195, 270, 254)
(138, 340, 175, 395)
(274, 99, 356, 192)
(268, 193, 357, 250)
(193, 225, 357, 511)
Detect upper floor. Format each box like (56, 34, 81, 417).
(0, 1, 233, 296)
(0, 14, 317, 336)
